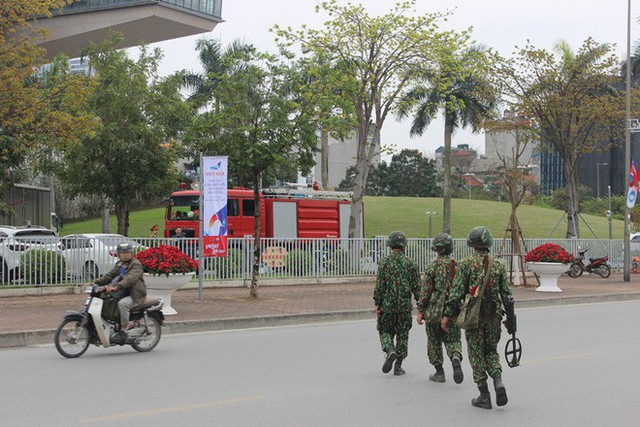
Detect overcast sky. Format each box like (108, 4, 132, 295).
(150, 0, 636, 159)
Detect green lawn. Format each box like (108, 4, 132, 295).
(363, 196, 624, 239)
(61, 197, 624, 239)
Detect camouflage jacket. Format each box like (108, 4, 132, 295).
(443, 250, 513, 319)
(417, 255, 455, 313)
(374, 250, 420, 313)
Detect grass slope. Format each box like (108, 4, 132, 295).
(61, 197, 624, 239)
(364, 196, 624, 239)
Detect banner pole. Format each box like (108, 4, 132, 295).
(198, 152, 204, 303)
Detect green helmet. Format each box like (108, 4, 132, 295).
(467, 226, 493, 249)
(432, 233, 453, 255)
(387, 231, 407, 249)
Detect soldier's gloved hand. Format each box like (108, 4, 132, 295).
(441, 316, 449, 333)
(503, 313, 517, 335)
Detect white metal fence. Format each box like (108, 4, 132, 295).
(0, 236, 634, 287)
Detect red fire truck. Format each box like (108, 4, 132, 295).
(164, 187, 362, 239)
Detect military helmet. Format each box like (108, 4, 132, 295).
(116, 242, 133, 253)
(432, 233, 453, 255)
(386, 231, 407, 249)
(466, 226, 493, 249)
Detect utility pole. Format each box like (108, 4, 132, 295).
(608, 185, 613, 240)
(624, 0, 633, 281)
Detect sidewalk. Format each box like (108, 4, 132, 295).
(2, 274, 640, 348)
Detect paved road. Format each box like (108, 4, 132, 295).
(2, 300, 639, 426)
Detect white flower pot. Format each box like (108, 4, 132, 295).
(527, 262, 569, 292)
(144, 272, 195, 315)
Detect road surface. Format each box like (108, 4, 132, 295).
(1, 300, 639, 426)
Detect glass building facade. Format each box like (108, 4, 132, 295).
(59, 0, 222, 20)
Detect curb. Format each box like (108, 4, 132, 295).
(0, 310, 375, 349)
(3, 293, 640, 349)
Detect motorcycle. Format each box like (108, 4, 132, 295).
(567, 248, 611, 278)
(54, 285, 164, 358)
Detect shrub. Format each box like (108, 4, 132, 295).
(206, 248, 241, 279)
(20, 249, 66, 285)
(285, 249, 314, 277)
(329, 248, 354, 275)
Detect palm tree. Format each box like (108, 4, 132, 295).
(398, 45, 497, 234)
(182, 39, 254, 111)
(621, 43, 640, 85)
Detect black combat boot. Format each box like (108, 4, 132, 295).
(492, 373, 508, 406)
(451, 357, 464, 384)
(382, 346, 397, 374)
(393, 358, 405, 376)
(429, 364, 445, 382)
(471, 384, 492, 409)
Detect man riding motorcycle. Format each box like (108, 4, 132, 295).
(93, 243, 147, 340)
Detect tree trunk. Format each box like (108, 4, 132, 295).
(249, 172, 261, 299)
(564, 159, 580, 238)
(442, 122, 453, 234)
(102, 208, 110, 233)
(114, 204, 129, 236)
(348, 122, 369, 238)
(320, 127, 329, 189)
(47, 175, 56, 226)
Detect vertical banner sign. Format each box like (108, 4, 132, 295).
(628, 159, 638, 209)
(202, 156, 228, 257)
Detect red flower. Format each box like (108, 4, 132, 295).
(525, 243, 573, 264)
(135, 244, 199, 276)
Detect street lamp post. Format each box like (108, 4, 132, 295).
(596, 162, 608, 198)
(425, 211, 437, 238)
(463, 173, 475, 200)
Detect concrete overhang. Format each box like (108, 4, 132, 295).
(31, 3, 223, 59)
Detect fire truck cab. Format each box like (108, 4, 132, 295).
(164, 187, 361, 239)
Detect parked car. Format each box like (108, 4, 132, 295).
(0, 225, 60, 283)
(60, 234, 145, 281)
(631, 232, 640, 244)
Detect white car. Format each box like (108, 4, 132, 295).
(631, 232, 640, 244)
(60, 234, 145, 281)
(0, 225, 60, 283)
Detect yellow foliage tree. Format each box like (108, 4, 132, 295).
(0, 0, 98, 215)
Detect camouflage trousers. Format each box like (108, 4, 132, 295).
(425, 322, 463, 367)
(465, 317, 502, 385)
(377, 312, 412, 358)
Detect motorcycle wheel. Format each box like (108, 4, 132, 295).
(54, 318, 90, 358)
(597, 265, 611, 278)
(568, 263, 583, 278)
(131, 315, 162, 352)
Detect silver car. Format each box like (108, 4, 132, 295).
(60, 234, 144, 281)
(0, 225, 60, 283)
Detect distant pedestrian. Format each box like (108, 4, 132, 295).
(374, 231, 421, 375)
(441, 226, 516, 409)
(416, 233, 464, 384)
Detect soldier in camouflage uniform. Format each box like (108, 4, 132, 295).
(416, 233, 464, 384)
(441, 226, 516, 409)
(374, 231, 421, 375)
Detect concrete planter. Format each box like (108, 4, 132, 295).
(527, 262, 569, 292)
(144, 272, 195, 315)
